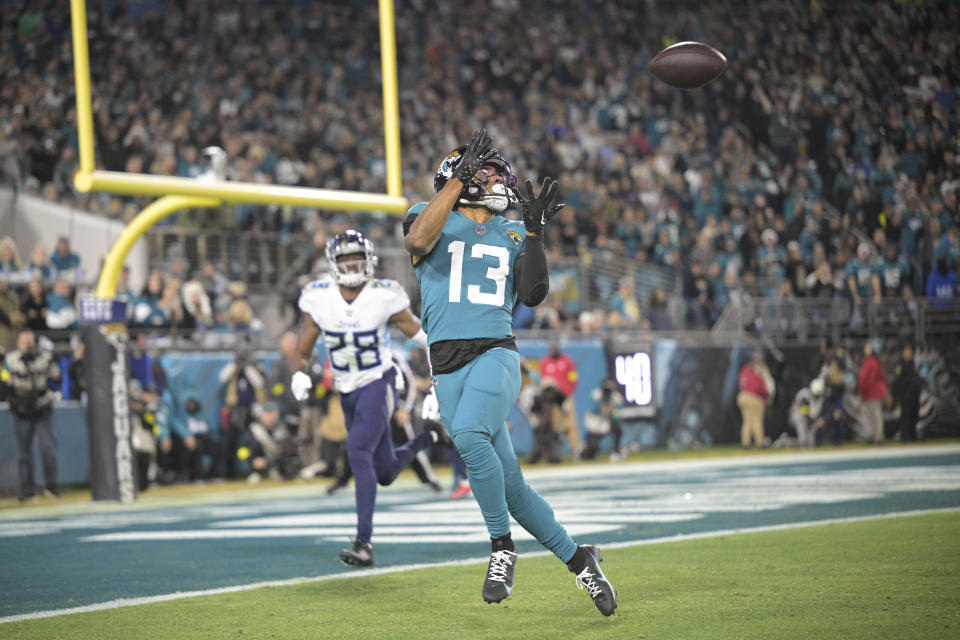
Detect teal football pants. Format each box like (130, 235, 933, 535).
(435, 347, 578, 563)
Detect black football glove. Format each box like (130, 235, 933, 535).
(452, 128, 494, 184)
(513, 177, 565, 237)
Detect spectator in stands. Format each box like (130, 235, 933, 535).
(784, 241, 808, 296)
(682, 262, 715, 329)
(49, 237, 80, 276)
(609, 277, 641, 326)
(757, 229, 786, 271)
(114, 266, 134, 311)
(0, 130, 21, 190)
(645, 287, 673, 331)
(1, 328, 61, 501)
(27, 245, 53, 281)
(218, 345, 266, 478)
(181, 276, 214, 329)
(0, 278, 25, 351)
(158, 277, 187, 330)
(0, 236, 23, 275)
(846, 243, 880, 327)
(131, 270, 168, 328)
(20, 277, 48, 332)
(6, 0, 960, 330)
(933, 226, 959, 269)
(805, 261, 840, 299)
(877, 243, 912, 298)
(222, 282, 263, 342)
(737, 350, 774, 449)
(44, 277, 79, 331)
(925, 258, 958, 307)
(858, 340, 888, 445)
(201, 261, 229, 303)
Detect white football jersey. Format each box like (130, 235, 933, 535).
(298, 277, 411, 393)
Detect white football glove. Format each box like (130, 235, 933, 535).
(291, 371, 313, 401)
(421, 387, 441, 421)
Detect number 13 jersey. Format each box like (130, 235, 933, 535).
(298, 277, 410, 393)
(407, 203, 527, 345)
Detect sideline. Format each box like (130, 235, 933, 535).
(4, 443, 958, 520)
(2, 506, 957, 625)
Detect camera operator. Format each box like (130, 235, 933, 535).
(582, 378, 625, 461)
(1, 329, 61, 502)
(218, 344, 266, 478)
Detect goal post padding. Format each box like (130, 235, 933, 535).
(83, 324, 137, 503)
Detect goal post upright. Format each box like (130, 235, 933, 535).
(379, 0, 403, 199)
(69, 0, 409, 501)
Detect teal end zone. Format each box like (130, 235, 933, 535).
(1, 446, 958, 620)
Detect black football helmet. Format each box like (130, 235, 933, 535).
(433, 145, 518, 213)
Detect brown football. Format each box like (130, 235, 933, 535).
(649, 41, 727, 89)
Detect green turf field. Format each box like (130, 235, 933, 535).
(5, 510, 958, 640)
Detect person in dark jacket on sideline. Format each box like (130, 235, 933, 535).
(891, 344, 922, 442)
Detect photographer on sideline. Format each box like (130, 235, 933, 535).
(2, 329, 61, 502)
(218, 345, 266, 478)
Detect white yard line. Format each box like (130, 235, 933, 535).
(4, 443, 958, 521)
(2, 506, 957, 625)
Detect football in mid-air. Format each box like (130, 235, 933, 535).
(649, 41, 727, 89)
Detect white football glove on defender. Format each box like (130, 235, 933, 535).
(291, 371, 313, 401)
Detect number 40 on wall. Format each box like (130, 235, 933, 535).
(615, 352, 653, 407)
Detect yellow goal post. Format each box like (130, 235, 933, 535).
(69, 0, 408, 300)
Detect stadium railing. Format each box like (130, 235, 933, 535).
(714, 297, 960, 345)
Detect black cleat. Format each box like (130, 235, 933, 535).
(569, 545, 618, 616)
(482, 550, 517, 603)
(340, 539, 373, 567)
(424, 421, 454, 449)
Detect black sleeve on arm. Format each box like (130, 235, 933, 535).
(515, 235, 549, 307)
(402, 213, 419, 236)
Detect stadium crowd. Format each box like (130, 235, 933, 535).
(2, 0, 959, 332)
(1, 1, 959, 484)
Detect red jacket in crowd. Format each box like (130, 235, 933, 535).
(738, 364, 770, 402)
(858, 355, 888, 401)
(540, 354, 578, 398)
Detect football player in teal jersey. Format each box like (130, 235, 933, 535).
(403, 129, 618, 616)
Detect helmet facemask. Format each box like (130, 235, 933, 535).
(326, 231, 378, 288)
(435, 147, 519, 214)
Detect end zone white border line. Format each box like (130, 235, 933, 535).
(3, 506, 957, 625)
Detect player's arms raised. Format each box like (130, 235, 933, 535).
(389, 308, 428, 348)
(405, 129, 493, 262)
(513, 177, 565, 307)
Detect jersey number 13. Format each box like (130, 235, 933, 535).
(447, 241, 510, 307)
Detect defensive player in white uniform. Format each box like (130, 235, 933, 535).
(291, 230, 451, 567)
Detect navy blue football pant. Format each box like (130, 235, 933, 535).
(339, 368, 434, 544)
(434, 348, 578, 563)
